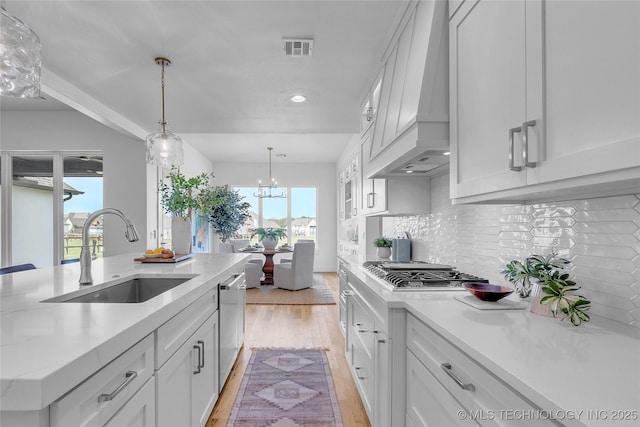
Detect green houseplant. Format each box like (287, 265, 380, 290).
(373, 237, 392, 260)
(251, 227, 287, 250)
(158, 167, 210, 254)
(502, 252, 591, 326)
(201, 185, 251, 242)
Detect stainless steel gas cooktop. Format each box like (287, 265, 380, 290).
(363, 261, 488, 291)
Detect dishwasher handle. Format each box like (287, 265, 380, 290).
(220, 272, 245, 290)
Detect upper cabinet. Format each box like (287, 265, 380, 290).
(365, 0, 450, 178)
(360, 72, 383, 136)
(450, 0, 640, 204)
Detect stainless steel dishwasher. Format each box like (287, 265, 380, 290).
(218, 271, 246, 392)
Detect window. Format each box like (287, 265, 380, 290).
(234, 186, 317, 247)
(0, 152, 103, 267)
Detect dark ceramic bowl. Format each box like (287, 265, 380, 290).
(463, 282, 514, 302)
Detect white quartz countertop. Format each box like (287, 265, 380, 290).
(339, 257, 640, 427)
(0, 253, 248, 411)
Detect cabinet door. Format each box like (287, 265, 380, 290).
(370, 45, 397, 160)
(450, 0, 528, 198)
(406, 351, 479, 427)
(526, 0, 640, 185)
(104, 378, 156, 427)
(157, 314, 218, 427)
(192, 314, 218, 426)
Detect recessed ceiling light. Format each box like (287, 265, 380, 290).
(290, 95, 306, 103)
(443, 151, 451, 156)
(405, 170, 414, 174)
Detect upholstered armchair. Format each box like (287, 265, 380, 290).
(274, 242, 315, 291)
(280, 239, 314, 264)
(219, 243, 263, 288)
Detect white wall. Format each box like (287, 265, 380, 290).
(211, 161, 337, 272)
(2, 110, 147, 257)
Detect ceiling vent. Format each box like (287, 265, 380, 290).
(283, 38, 313, 57)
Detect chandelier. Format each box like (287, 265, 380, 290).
(145, 57, 184, 168)
(255, 147, 286, 198)
(0, 2, 42, 98)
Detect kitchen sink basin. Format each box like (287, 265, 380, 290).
(43, 274, 198, 303)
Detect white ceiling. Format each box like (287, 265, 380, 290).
(2, 0, 409, 163)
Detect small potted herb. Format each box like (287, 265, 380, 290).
(373, 237, 392, 260)
(251, 227, 287, 250)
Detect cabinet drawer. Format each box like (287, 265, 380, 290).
(50, 334, 154, 427)
(407, 315, 555, 426)
(350, 295, 376, 359)
(156, 288, 216, 368)
(349, 335, 374, 418)
(104, 376, 155, 427)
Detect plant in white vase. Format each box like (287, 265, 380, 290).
(251, 227, 286, 250)
(159, 167, 210, 254)
(373, 237, 392, 260)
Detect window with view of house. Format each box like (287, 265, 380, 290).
(0, 153, 103, 267)
(234, 186, 317, 247)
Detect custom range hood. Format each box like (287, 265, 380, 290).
(364, 0, 449, 178)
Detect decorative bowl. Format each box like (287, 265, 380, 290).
(463, 282, 514, 302)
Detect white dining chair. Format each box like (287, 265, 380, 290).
(219, 243, 263, 288)
(280, 239, 314, 264)
(273, 242, 315, 291)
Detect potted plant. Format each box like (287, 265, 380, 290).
(251, 227, 286, 250)
(373, 237, 392, 260)
(502, 252, 591, 326)
(159, 167, 210, 254)
(201, 185, 251, 242)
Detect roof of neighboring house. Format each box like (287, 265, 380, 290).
(64, 212, 103, 229)
(13, 177, 84, 195)
(292, 217, 313, 227)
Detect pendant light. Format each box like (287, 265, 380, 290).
(254, 147, 286, 198)
(145, 57, 184, 168)
(0, 1, 42, 98)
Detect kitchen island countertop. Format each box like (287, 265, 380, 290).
(0, 253, 249, 411)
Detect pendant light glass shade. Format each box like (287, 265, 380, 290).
(0, 5, 42, 98)
(145, 123, 184, 168)
(145, 57, 184, 168)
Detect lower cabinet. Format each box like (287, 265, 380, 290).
(406, 351, 478, 427)
(104, 377, 156, 427)
(406, 314, 556, 427)
(156, 313, 219, 427)
(344, 271, 392, 427)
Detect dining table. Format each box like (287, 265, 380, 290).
(240, 247, 293, 285)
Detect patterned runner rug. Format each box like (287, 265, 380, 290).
(227, 349, 344, 427)
(246, 273, 336, 305)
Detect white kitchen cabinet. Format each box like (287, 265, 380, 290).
(156, 312, 218, 427)
(103, 377, 156, 427)
(50, 334, 155, 427)
(406, 351, 478, 427)
(406, 314, 556, 427)
(360, 71, 383, 135)
(344, 272, 392, 427)
(450, 0, 640, 204)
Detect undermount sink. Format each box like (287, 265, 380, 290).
(43, 274, 198, 303)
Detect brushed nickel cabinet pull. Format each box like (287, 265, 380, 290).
(522, 120, 537, 168)
(198, 340, 205, 368)
(193, 344, 202, 374)
(509, 126, 523, 171)
(355, 367, 365, 380)
(441, 363, 475, 392)
(98, 370, 138, 402)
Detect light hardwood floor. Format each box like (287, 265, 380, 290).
(206, 272, 371, 427)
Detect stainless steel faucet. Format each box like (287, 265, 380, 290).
(79, 208, 140, 285)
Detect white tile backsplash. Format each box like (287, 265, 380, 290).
(392, 173, 640, 327)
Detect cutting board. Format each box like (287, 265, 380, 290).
(133, 253, 194, 263)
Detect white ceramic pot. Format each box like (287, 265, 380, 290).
(376, 246, 392, 260)
(172, 217, 192, 255)
(262, 236, 278, 250)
